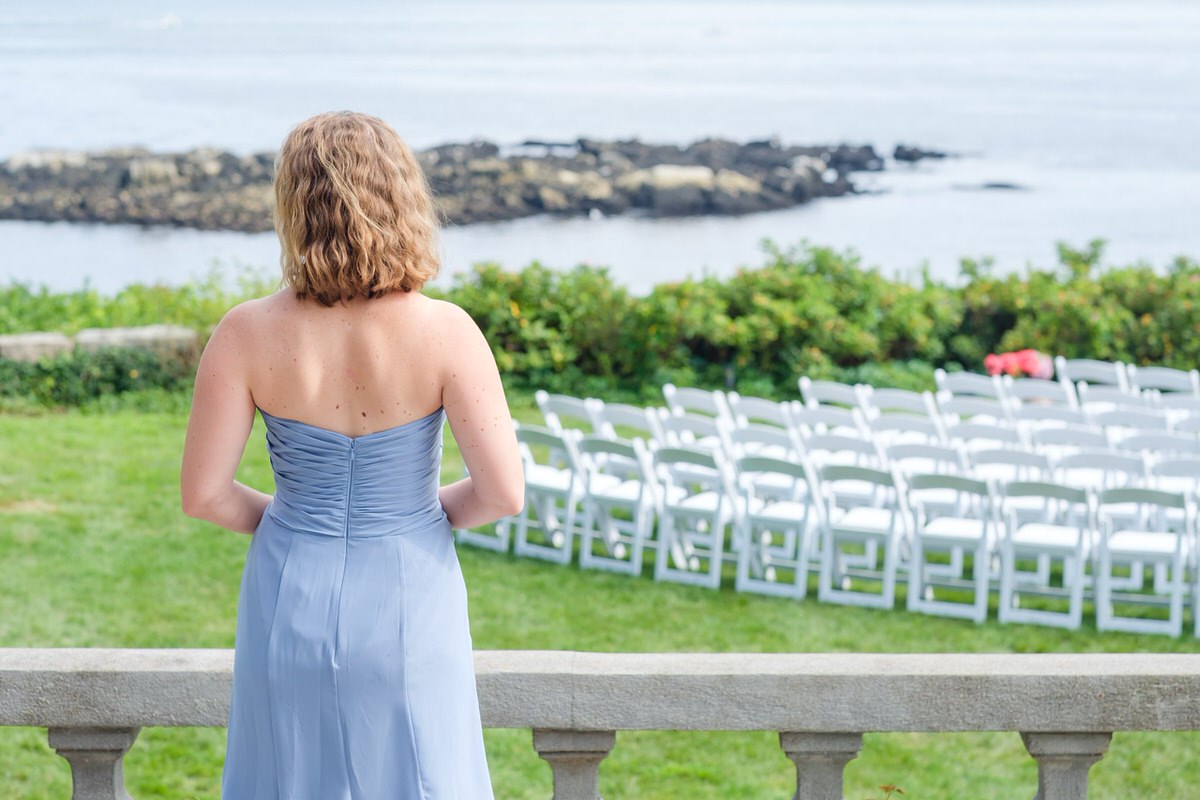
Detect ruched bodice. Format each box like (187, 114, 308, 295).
(222, 406, 493, 799)
(258, 406, 446, 539)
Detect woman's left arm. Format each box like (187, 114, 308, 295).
(181, 303, 273, 534)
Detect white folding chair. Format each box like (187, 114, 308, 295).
(576, 435, 661, 576)
(1013, 404, 1093, 434)
(1029, 426, 1110, 461)
(1095, 487, 1194, 637)
(1126, 365, 1200, 400)
(1077, 382, 1153, 414)
(652, 446, 739, 589)
(816, 465, 910, 610)
(906, 474, 998, 623)
(862, 387, 941, 420)
(1094, 408, 1171, 438)
(657, 410, 729, 453)
(511, 425, 586, 564)
(535, 390, 599, 434)
(1114, 432, 1200, 459)
(1053, 450, 1147, 493)
(997, 481, 1096, 630)
(733, 455, 820, 599)
(869, 415, 945, 447)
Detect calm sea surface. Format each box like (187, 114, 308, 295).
(1, 0, 1197, 292)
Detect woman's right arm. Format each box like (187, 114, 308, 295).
(437, 303, 524, 528)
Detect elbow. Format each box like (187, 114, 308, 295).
(181, 484, 219, 521)
(494, 473, 526, 518)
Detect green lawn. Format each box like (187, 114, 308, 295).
(1, 403, 1198, 799)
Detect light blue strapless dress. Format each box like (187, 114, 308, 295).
(221, 406, 493, 799)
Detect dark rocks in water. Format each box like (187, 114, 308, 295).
(0, 137, 936, 232)
(893, 144, 953, 162)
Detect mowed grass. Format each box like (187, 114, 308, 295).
(1, 403, 1199, 799)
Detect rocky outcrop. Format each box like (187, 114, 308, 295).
(0, 138, 908, 232)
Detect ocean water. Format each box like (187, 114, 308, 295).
(1, 0, 1197, 292)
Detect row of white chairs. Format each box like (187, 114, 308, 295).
(457, 420, 1200, 637)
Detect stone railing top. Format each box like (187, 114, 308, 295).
(3, 649, 1200, 733)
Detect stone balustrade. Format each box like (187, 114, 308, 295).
(3, 649, 1200, 799)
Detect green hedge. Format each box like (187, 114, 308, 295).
(2, 240, 1198, 406)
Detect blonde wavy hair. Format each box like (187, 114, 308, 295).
(274, 111, 440, 305)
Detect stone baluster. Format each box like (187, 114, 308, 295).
(779, 732, 864, 800)
(1021, 732, 1112, 800)
(532, 729, 616, 800)
(48, 727, 140, 800)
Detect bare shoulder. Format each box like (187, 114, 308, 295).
(202, 291, 289, 362)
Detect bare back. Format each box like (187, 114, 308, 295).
(243, 289, 453, 437)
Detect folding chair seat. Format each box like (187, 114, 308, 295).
(576, 435, 661, 576)
(1094, 487, 1194, 636)
(511, 425, 586, 564)
(997, 481, 1096, 630)
(906, 474, 998, 623)
(733, 455, 820, 599)
(590, 402, 665, 443)
(663, 383, 733, 424)
(653, 446, 740, 589)
(535, 390, 600, 434)
(798, 377, 864, 409)
(816, 465, 910, 609)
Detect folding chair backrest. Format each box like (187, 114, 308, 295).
(663, 383, 731, 421)
(935, 368, 1003, 399)
(1126, 365, 1200, 396)
(659, 412, 726, 450)
(1114, 433, 1200, 457)
(1077, 383, 1150, 411)
(1003, 480, 1089, 506)
(1055, 357, 1129, 389)
(1003, 376, 1078, 408)
(726, 424, 801, 459)
(1098, 486, 1187, 511)
(1055, 450, 1146, 488)
(1014, 405, 1092, 430)
(1030, 426, 1109, 452)
(820, 463, 897, 489)
(938, 395, 1013, 424)
(792, 405, 867, 437)
(727, 393, 794, 430)
(944, 421, 1024, 450)
(970, 447, 1051, 483)
(798, 377, 862, 409)
(735, 454, 810, 483)
(865, 388, 938, 418)
(870, 415, 944, 445)
(653, 445, 731, 499)
(535, 390, 597, 433)
(1176, 416, 1200, 436)
(804, 433, 882, 467)
(516, 424, 580, 471)
(591, 402, 663, 443)
(907, 473, 990, 497)
(886, 442, 966, 475)
(1094, 408, 1170, 433)
(1152, 458, 1200, 480)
